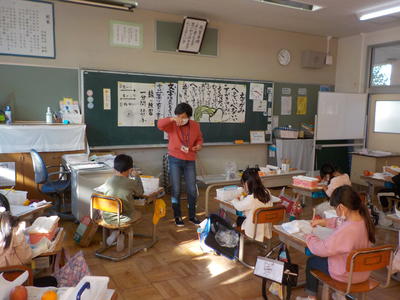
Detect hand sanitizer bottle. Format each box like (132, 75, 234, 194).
(46, 107, 53, 124)
(5, 105, 12, 125)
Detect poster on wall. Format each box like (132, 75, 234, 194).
(0, 0, 55, 58)
(110, 20, 143, 48)
(117, 82, 155, 127)
(178, 81, 246, 123)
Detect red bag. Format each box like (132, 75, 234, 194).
(279, 191, 302, 218)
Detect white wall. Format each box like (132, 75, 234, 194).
(335, 25, 400, 93)
(335, 26, 400, 153)
(0, 2, 338, 175)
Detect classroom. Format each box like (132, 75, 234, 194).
(1, 0, 400, 299)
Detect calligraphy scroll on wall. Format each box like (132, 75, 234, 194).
(154, 82, 178, 119)
(178, 81, 246, 123)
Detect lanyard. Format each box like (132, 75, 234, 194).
(179, 122, 190, 147)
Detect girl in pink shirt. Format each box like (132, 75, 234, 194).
(320, 163, 351, 197)
(297, 185, 375, 300)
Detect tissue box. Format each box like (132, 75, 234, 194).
(28, 216, 59, 244)
(141, 176, 160, 195)
(0, 189, 28, 205)
(292, 176, 319, 188)
(216, 185, 243, 201)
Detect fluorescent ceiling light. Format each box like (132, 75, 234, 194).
(60, 0, 138, 11)
(359, 6, 400, 21)
(255, 0, 322, 12)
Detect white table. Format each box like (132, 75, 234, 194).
(198, 170, 306, 215)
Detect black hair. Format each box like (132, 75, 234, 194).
(174, 103, 193, 118)
(241, 168, 270, 204)
(0, 193, 10, 212)
(320, 163, 336, 181)
(113, 154, 133, 173)
(330, 185, 375, 243)
(0, 212, 14, 249)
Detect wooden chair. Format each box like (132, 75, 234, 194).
(90, 193, 158, 261)
(238, 205, 286, 268)
(0, 265, 33, 285)
(311, 244, 395, 300)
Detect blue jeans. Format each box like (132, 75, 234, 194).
(305, 255, 330, 296)
(168, 155, 197, 218)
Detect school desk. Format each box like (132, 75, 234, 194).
(33, 227, 66, 273)
(289, 184, 326, 206)
(360, 175, 386, 207)
(211, 196, 282, 216)
(10, 203, 52, 223)
(199, 170, 306, 215)
(273, 225, 308, 253)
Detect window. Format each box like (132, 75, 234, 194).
(370, 43, 400, 87)
(374, 100, 400, 133)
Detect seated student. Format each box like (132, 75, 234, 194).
(378, 167, 400, 211)
(296, 185, 374, 300)
(315, 163, 352, 217)
(320, 163, 351, 197)
(232, 168, 280, 242)
(101, 154, 144, 249)
(0, 198, 58, 287)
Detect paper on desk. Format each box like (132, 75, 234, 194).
(372, 172, 390, 180)
(10, 205, 34, 217)
(282, 220, 313, 234)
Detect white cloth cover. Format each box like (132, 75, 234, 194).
(275, 139, 314, 172)
(0, 125, 86, 153)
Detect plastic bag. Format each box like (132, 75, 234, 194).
(224, 161, 237, 180)
(215, 224, 239, 248)
(392, 248, 400, 274)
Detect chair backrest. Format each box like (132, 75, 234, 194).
(0, 265, 33, 286)
(253, 205, 286, 225)
(346, 245, 394, 273)
(91, 193, 123, 214)
(345, 244, 394, 293)
(30, 149, 48, 184)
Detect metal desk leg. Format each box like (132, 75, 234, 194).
(205, 184, 216, 216)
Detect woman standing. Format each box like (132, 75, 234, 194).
(157, 103, 203, 227)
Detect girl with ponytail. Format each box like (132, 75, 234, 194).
(296, 185, 375, 300)
(232, 168, 280, 242)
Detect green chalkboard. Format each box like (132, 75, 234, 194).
(273, 82, 333, 129)
(83, 70, 273, 147)
(0, 64, 79, 121)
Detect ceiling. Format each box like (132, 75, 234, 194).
(136, 0, 400, 37)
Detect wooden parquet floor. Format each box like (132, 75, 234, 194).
(61, 188, 400, 300)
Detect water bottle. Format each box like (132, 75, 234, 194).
(5, 105, 12, 125)
(46, 107, 53, 124)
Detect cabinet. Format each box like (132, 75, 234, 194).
(0, 151, 83, 200)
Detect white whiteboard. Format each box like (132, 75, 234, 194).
(0, 0, 55, 58)
(316, 92, 367, 140)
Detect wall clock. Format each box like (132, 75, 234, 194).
(278, 49, 291, 66)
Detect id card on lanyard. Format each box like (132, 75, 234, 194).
(179, 123, 190, 153)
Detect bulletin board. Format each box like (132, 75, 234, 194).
(82, 69, 274, 147)
(273, 82, 333, 129)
